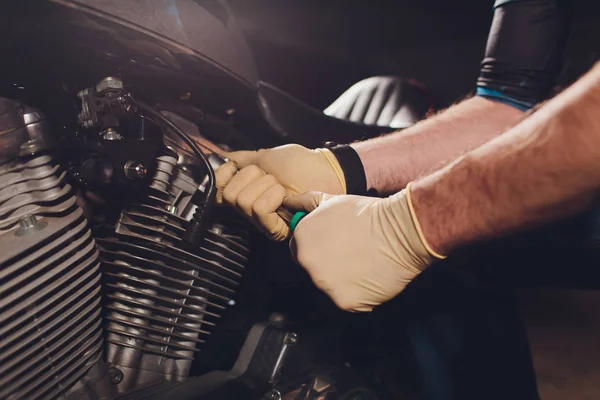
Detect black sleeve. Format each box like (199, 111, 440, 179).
(476, 0, 573, 111)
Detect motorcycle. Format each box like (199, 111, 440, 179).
(0, 1, 431, 399)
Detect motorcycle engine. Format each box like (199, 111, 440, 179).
(0, 77, 252, 399)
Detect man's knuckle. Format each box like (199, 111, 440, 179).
(293, 226, 307, 242)
(334, 296, 356, 311)
(236, 192, 254, 213)
(252, 200, 269, 215)
(255, 194, 283, 215)
(264, 174, 278, 185)
(287, 143, 304, 152)
(295, 248, 312, 269)
(244, 164, 263, 176)
(222, 186, 236, 205)
(312, 275, 330, 290)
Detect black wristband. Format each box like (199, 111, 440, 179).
(325, 143, 368, 195)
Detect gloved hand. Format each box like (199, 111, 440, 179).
(215, 144, 346, 241)
(283, 185, 446, 312)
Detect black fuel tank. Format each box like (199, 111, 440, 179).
(53, 0, 258, 85)
(0, 0, 262, 123)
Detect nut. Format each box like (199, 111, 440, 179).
(18, 139, 45, 156)
(265, 389, 281, 400)
(102, 128, 123, 141)
(96, 77, 124, 93)
(284, 332, 298, 346)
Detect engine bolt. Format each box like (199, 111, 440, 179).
(124, 161, 148, 179)
(268, 313, 286, 326)
(18, 139, 45, 156)
(108, 367, 124, 385)
(102, 128, 123, 141)
(167, 205, 178, 215)
(265, 389, 281, 400)
(96, 76, 124, 93)
(284, 332, 298, 346)
(15, 215, 47, 236)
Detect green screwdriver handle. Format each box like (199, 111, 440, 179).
(276, 208, 308, 233)
(289, 211, 308, 232)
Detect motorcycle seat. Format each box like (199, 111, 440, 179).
(257, 76, 431, 148)
(324, 76, 430, 129)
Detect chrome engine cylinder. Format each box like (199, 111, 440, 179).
(96, 154, 249, 393)
(0, 155, 103, 400)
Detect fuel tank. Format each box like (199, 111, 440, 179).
(0, 0, 263, 127)
(51, 0, 258, 86)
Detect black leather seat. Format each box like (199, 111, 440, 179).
(256, 76, 430, 148)
(324, 76, 431, 129)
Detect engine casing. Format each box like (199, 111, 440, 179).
(0, 154, 103, 400)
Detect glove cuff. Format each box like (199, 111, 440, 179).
(326, 144, 368, 195)
(405, 182, 447, 260)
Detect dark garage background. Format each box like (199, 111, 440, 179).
(229, 0, 600, 111)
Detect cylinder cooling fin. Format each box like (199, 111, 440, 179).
(96, 154, 250, 393)
(0, 155, 103, 400)
(0, 86, 252, 398)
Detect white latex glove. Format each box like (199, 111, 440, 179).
(215, 144, 346, 241)
(284, 186, 445, 312)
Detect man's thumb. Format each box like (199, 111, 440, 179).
(283, 191, 333, 213)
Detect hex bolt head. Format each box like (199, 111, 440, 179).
(15, 215, 47, 237)
(18, 139, 44, 156)
(265, 389, 281, 400)
(108, 367, 124, 385)
(284, 332, 298, 346)
(96, 77, 124, 93)
(102, 128, 123, 141)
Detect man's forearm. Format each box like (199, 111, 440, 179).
(352, 97, 524, 194)
(411, 63, 600, 255)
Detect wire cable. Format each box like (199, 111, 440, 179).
(134, 100, 216, 202)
